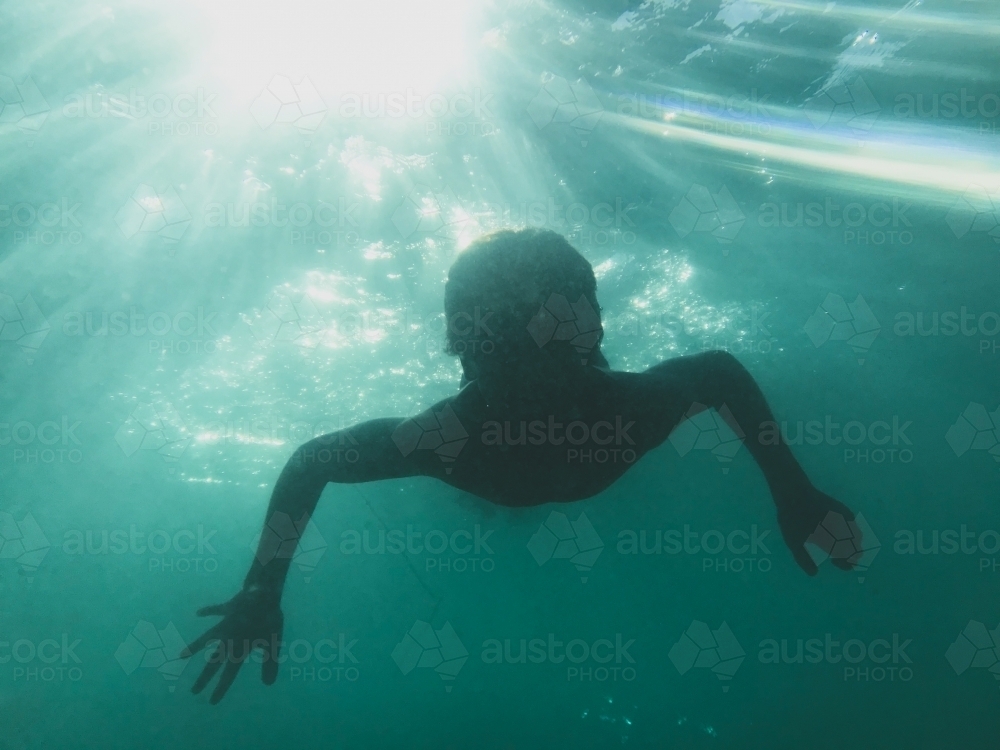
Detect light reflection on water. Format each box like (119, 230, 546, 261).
(4, 0, 995, 465)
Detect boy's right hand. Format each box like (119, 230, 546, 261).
(181, 586, 284, 704)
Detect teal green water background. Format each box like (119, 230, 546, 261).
(2, 0, 1000, 747)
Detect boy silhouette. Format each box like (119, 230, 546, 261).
(182, 228, 859, 703)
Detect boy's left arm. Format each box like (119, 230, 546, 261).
(643, 350, 860, 576)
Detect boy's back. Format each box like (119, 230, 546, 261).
(419, 365, 651, 505)
(179, 229, 863, 704)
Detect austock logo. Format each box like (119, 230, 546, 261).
(946, 403, 1000, 467)
(480, 633, 636, 682)
(115, 401, 192, 468)
(758, 416, 914, 466)
(115, 620, 188, 691)
(804, 72, 880, 133)
(251, 511, 328, 583)
(0, 74, 50, 138)
(668, 184, 745, 250)
(616, 524, 772, 574)
(339, 524, 495, 574)
(246, 292, 496, 352)
(2, 198, 84, 246)
(947, 621, 1000, 689)
(668, 403, 745, 474)
(526, 292, 602, 365)
(62, 524, 218, 575)
(945, 185, 1000, 245)
(245, 291, 326, 347)
(115, 184, 191, 243)
(526, 74, 603, 146)
(284, 633, 361, 684)
(392, 620, 468, 691)
(62, 88, 217, 124)
(758, 633, 913, 683)
(806, 511, 881, 583)
(616, 88, 773, 126)
(892, 526, 1000, 572)
(0, 512, 50, 582)
(804, 293, 880, 364)
(668, 621, 745, 692)
(250, 76, 327, 133)
(2, 634, 83, 683)
(391, 183, 472, 240)
(757, 197, 913, 247)
(391, 404, 468, 473)
(335, 88, 494, 122)
(0, 293, 50, 364)
(527, 511, 604, 583)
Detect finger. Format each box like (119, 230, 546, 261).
(210, 656, 243, 705)
(832, 518, 864, 571)
(832, 555, 855, 571)
(835, 501, 856, 523)
(262, 623, 283, 685)
(850, 521, 864, 552)
(191, 643, 226, 694)
(196, 603, 231, 618)
(792, 544, 818, 576)
(182, 624, 225, 658)
(832, 547, 861, 571)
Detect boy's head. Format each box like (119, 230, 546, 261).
(444, 229, 603, 381)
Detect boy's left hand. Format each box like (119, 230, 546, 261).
(776, 485, 860, 576)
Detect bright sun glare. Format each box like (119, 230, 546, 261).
(197, 0, 471, 100)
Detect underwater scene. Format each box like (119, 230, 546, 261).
(2, 0, 1000, 747)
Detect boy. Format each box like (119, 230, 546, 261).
(182, 228, 859, 703)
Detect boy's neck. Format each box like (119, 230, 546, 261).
(475, 365, 594, 416)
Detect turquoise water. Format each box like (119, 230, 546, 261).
(2, 0, 1000, 746)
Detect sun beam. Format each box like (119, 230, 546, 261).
(193, 0, 472, 102)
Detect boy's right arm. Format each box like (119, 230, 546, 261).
(244, 418, 419, 596)
(181, 417, 427, 704)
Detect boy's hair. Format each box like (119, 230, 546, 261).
(443, 229, 603, 372)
